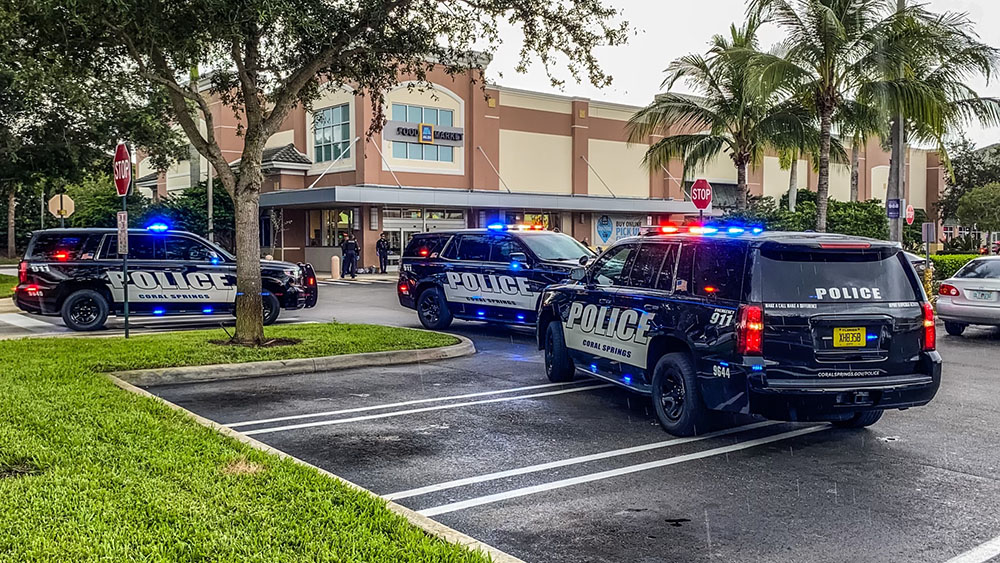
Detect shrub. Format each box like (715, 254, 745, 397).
(930, 254, 979, 280)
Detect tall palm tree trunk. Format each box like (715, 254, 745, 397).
(6, 189, 15, 259)
(788, 155, 798, 212)
(736, 157, 749, 211)
(816, 107, 834, 232)
(886, 118, 904, 242)
(850, 143, 860, 202)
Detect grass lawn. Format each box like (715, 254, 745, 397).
(0, 274, 15, 298)
(0, 324, 487, 562)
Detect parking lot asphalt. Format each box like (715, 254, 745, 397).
(149, 283, 1000, 563)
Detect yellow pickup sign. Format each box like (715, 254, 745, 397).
(833, 327, 866, 348)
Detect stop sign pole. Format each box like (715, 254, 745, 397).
(113, 142, 132, 339)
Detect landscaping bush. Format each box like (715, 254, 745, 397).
(930, 254, 979, 280)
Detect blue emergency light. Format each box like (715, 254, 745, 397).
(152, 308, 166, 315)
(146, 223, 170, 232)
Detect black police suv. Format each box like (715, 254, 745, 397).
(398, 226, 595, 329)
(537, 226, 941, 436)
(13, 227, 318, 331)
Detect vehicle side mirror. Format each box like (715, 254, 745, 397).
(510, 252, 528, 266)
(570, 267, 586, 281)
(578, 255, 590, 266)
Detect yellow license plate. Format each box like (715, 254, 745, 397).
(833, 327, 866, 348)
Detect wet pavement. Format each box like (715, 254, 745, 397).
(148, 283, 1000, 563)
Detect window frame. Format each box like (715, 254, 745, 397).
(314, 104, 351, 163)
(588, 243, 639, 288)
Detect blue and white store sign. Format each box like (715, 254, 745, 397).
(594, 214, 647, 246)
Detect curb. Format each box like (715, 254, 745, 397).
(0, 300, 18, 314)
(105, 374, 524, 563)
(113, 333, 476, 386)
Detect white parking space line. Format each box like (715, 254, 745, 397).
(242, 384, 613, 436)
(228, 381, 588, 428)
(0, 313, 58, 331)
(385, 420, 781, 501)
(418, 425, 828, 517)
(944, 534, 1000, 563)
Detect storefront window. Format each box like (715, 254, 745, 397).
(306, 208, 355, 246)
(314, 104, 351, 163)
(384, 208, 423, 219)
(389, 103, 455, 162)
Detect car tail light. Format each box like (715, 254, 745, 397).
(398, 282, 410, 296)
(922, 302, 936, 351)
(736, 304, 763, 355)
(938, 284, 959, 297)
(307, 276, 316, 286)
(18, 261, 27, 283)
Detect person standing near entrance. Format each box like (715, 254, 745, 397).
(342, 233, 359, 279)
(376, 232, 389, 274)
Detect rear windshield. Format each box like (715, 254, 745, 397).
(27, 233, 101, 261)
(955, 259, 1000, 279)
(757, 249, 919, 302)
(518, 233, 594, 261)
(404, 235, 450, 258)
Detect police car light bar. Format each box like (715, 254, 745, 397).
(486, 223, 547, 231)
(146, 223, 170, 232)
(640, 224, 764, 236)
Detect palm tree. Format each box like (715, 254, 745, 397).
(627, 17, 812, 211)
(751, 0, 943, 231)
(835, 101, 883, 202)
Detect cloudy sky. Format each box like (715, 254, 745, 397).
(486, 0, 1000, 147)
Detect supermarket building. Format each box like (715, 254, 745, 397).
(137, 66, 945, 272)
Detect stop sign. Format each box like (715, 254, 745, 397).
(690, 178, 713, 210)
(113, 142, 132, 197)
(905, 204, 915, 225)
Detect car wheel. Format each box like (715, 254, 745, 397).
(944, 321, 966, 336)
(60, 289, 109, 332)
(651, 352, 708, 437)
(831, 409, 883, 429)
(262, 293, 281, 326)
(417, 287, 452, 330)
(544, 321, 575, 382)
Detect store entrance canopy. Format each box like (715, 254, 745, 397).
(260, 184, 703, 214)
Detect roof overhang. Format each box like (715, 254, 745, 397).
(259, 184, 708, 215)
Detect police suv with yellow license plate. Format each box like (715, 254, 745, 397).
(397, 225, 595, 329)
(536, 226, 942, 437)
(13, 227, 318, 331)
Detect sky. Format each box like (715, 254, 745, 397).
(485, 0, 1000, 148)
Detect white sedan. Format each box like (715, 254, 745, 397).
(937, 256, 1000, 336)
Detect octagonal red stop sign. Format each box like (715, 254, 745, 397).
(690, 178, 713, 210)
(113, 142, 132, 197)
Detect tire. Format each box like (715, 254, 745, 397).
(944, 321, 966, 336)
(60, 289, 109, 332)
(262, 293, 281, 326)
(831, 409, 883, 429)
(651, 352, 709, 437)
(543, 321, 576, 382)
(416, 287, 453, 330)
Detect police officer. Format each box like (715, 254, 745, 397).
(342, 233, 359, 279)
(376, 232, 389, 274)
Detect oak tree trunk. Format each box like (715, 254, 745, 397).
(6, 189, 15, 258)
(850, 142, 860, 202)
(788, 157, 798, 212)
(233, 151, 265, 345)
(816, 107, 833, 232)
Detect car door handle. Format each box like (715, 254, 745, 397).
(643, 304, 661, 312)
(598, 298, 613, 305)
